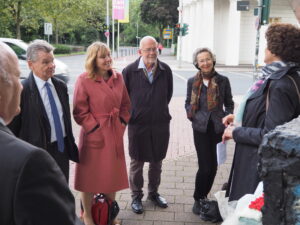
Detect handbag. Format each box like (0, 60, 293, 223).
(81, 194, 120, 225)
(199, 199, 223, 223)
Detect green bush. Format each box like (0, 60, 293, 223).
(53, 44, 71, 54)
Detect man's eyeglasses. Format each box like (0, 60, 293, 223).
(142, 48, 157, 53)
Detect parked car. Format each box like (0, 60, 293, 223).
(0, 38, 69, 83)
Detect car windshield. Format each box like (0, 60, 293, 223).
(5, 42, 27, 59)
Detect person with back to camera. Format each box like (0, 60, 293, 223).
(0, 39, 83, 225)
(73, 41, 131, 225)
(185, 47, 234, 221)
(222, 23, 300, 202)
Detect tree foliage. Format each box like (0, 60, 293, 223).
(0, 0, 176, 46)
(140, 0, 179, 42)
(120, 0, 159, 46)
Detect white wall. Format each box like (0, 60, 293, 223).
(214, 0, 229, 64)
(239, 0, 257, 65)
(178, 0, 298, 65)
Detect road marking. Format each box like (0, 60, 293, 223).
(173, 72, 187, 83)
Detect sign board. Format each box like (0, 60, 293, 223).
(44, 23, 52, 35)
(237, 1, 250, 11)
(163, 28, 172, 39)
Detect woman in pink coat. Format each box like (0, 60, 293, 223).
(73, 42, 131, 225)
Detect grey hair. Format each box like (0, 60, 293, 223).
(139, 36, 157, 49)
(192, 47, 216, 70)
(27, 39, 54, 61)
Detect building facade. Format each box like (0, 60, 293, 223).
(177, 0, 299, 66)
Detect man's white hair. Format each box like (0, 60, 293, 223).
(139, 36, 157, 49)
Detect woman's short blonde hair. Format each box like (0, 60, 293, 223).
(85, 42, 111, 79)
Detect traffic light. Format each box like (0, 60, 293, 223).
(174, 24, 181, 36)
(181, 23, 189, 36)
(261, 0, 270, 25)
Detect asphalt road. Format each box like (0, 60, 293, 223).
(58, 54, 253, 102)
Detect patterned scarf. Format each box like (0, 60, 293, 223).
(235, 61, 291, 124)
(188, 70, 219, 118)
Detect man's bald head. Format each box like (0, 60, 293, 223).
(139, 36, 157, 49)
(0, 42, 22, 124)
(0, 42, 18, 83)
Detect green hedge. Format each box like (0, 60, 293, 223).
(53, 44, 72, 54)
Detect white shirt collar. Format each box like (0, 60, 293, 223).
(33, 74, 54, 90)
(138, 57, 147, 69)
(138, 57, 156, 71)
(0, 117, 5, 125)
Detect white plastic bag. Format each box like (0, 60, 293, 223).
(220, 182, 264, 225)
(214, 190, 236, 219)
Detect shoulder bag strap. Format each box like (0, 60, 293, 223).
(266, 81, 271, 111)
(287, 75, 300, 104)
(267, 75, 300, 111)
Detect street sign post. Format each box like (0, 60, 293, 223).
(44, 23, 52, 43)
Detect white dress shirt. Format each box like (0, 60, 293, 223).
(33, 74, 66, 142)
(0, 117, 5, 126)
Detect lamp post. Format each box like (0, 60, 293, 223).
(178, 0, 183, 68)
(254, 0, 262, 81)
(106, 0, 110, 47)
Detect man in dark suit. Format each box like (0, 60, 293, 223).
(8, 40, 79, 181)
(0, 41, 83, 225)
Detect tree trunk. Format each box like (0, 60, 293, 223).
(159, 25, 164, 44)
(54, 18, 59, 44)
(15, 1, 22, 39)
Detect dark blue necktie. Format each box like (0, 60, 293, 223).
(45, 82, 64, 152)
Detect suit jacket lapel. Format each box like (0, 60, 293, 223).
(28, 73, 51, 132)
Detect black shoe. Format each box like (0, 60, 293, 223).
(192, 200, 201, 215)
(221, 182, 228, 191)
(148, 193, 168, 208)
(131, 198, 144, 214)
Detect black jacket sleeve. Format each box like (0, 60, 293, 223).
(233, 76, 300, 146)
(167, 67, 173, 104)
(185, 78, 193, 114)
(224, 77, 234, 115)
(14, 149, 83, 225)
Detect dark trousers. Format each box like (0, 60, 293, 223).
(193, 121, 222, 201)
(47, 139, 70, 183)
(129, 159, 162, 200)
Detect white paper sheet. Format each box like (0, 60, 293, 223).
(217, 141, 227, 165)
